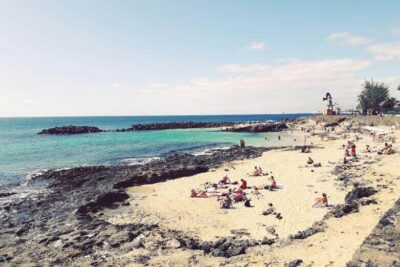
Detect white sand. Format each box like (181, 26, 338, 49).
(106, 127, 400, 266)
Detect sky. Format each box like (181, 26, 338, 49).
(1, 0, 400, 117)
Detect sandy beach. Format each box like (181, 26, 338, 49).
(106, 118, 400, 266)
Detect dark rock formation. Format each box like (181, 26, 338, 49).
(324, 117, 346, 127)
(0, 192, 16, 198)
(325, 186, 378, 219)
(289, 221, 326, 240)
(347, 198, 400, 267)
(285, 259, 303, 267)
(328, 202, 360, 218)
(38, 125, 103, 135)
(205, 237, 261, 257)
(344, 186, 378, 203)
(224, 122, 288, 133)
(117, 121, 235, 131)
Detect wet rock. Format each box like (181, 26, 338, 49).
(15, 224, 31, 237)
(117, 121, 235, 131)
(38, 125, 103, 135)
(77, 191, 130, 214)
(0, 192, 16, 198)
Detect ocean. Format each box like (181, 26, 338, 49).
(0, 114, 310, 187)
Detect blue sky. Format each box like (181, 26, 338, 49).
(1, 0, 400, 116)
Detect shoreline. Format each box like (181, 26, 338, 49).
(1, 116, 399, 266)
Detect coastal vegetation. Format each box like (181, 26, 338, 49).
(358, 80, 399, 115)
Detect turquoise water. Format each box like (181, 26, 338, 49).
(0, 114, 310, 186)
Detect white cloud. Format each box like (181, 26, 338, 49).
(246, 42, 267, 51)
(327, 32, 372, 46)
(0, 96, 8, 104)
(367, 42, 400, 61)
(216, 64, 270, 73)
(138, 58, 374, 114)
(21, 98, 36, 104)
(112, 82, 124, 88)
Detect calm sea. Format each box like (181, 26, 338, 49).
(0, 114, 310, 186)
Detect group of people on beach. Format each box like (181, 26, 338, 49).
(190, 165, 279, 210)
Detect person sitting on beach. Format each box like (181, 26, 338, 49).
(270, 176, 277, 189)
(364, 145, 371, 153)
(264, 176, 277, 190)
(191, 189, 207, 198)
(219, 175, 231, 184)
(240, 179, 247, 189)
(220, 195, 232, 209)
(383, 144, 395, 155)
(343, 157, 348, 164)
(258, 166, 263, 175)
(313, 193, 328, 207)
(253, 166, 260, 176)
(252, 186, 261, 195)
(234, 191, 244, 202)
(307, 157, 314, 165)
(344, 149, 351, 157)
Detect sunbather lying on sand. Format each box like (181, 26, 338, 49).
(219, 175, 231, 184)
(191, 189, 207, 198)
(313, 193, 328, 207)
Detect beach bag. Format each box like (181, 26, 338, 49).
(244, 199, 251, 207)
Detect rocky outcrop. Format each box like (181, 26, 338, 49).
(38, 125, 103, 135)
(344, 186, 378, 203)
(347, 198, 400, 267)
(224, 122, 288, 133)
(117, 121, 235, 131)
(325, 186, 378, 219)
(289, 221, 326, 240)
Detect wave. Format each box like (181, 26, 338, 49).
(119, 157, 161, 166)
